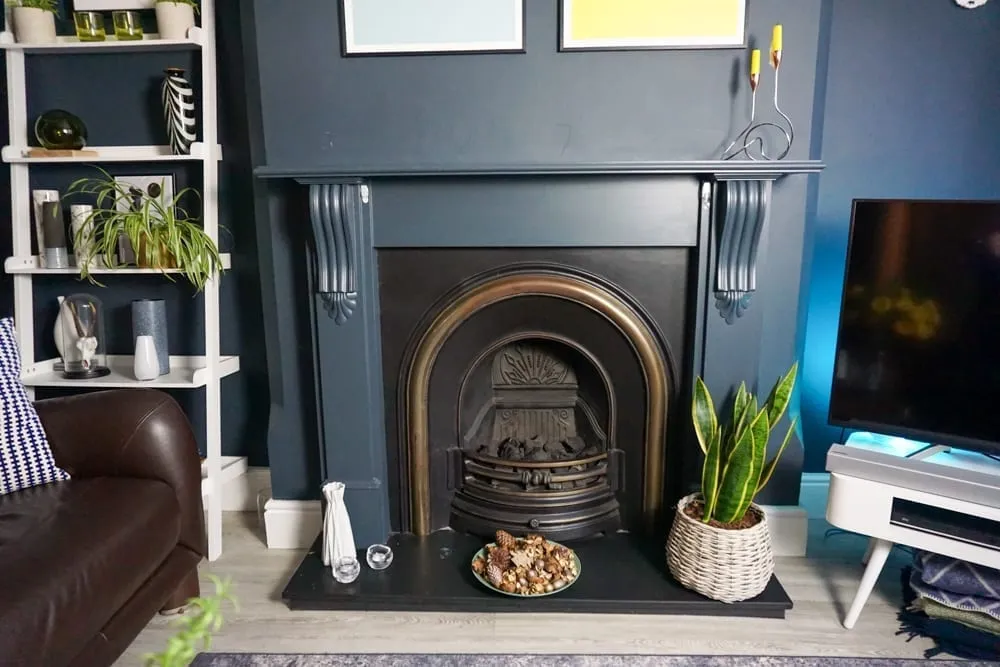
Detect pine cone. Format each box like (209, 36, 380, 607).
(486, 562, 504, 587)
(472, 557, 486, 574)
(495, 530, 517, 550)
(488, 546, 511, 569)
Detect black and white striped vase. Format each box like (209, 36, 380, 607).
(160, 67, 196, 155)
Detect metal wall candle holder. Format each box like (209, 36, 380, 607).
(721, 25, 795, 162)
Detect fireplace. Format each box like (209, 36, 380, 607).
(273, 172, 817, 618)
(390, 261, 675, 541)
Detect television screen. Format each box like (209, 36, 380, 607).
(829, 199, 1000, 455)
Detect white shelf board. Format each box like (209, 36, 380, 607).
(201, 455, 248, 499)
(5, 253, 232, 274)
(0, 29, 203, 53)
(21, 355, 240, 389)
(2, 142, 221, 163)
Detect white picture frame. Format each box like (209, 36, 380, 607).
(341, 0, 525, 56)
(73, 0, 154, 9)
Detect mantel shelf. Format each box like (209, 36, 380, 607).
(256, 159, 825, 181)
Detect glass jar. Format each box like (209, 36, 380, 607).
(73, 11, 106, 42)
(112, 11, 143, 41)
(58, 294, 111, 379)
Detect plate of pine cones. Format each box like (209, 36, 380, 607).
(471, 530, 581, 597)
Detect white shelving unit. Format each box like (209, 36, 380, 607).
(2, 0, 237, 561)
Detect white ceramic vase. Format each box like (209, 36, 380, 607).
(321, 481, 360, 583)
(133, 335, 159, 381)
(12, 7, 57, 44)
(70, 205, 97, 270)
(53, 296, 71, 360)
(155, 2, 196, 40)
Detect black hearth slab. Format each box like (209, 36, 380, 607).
(283, 531, 792, 618)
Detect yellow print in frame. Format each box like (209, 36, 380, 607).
(560, 0, 747, 50)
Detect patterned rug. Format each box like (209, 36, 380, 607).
(190, 655, 993, 666)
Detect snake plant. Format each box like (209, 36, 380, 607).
(692, 362, 798, 524)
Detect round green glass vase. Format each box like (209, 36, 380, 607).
(34, 109, 89, 150)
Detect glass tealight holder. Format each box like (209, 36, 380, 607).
(73, 11, 106, 42)
(366, 544, 393, 571)
(112, 11, 143, 41)
(332, 557, 361, 584)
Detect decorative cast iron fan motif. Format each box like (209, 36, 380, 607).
(492, 343, 576, 387)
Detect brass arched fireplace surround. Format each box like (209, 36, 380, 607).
(398, 264, 675, 540)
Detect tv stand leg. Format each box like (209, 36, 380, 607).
(843, 538, 893, 630)
(861, 537, 876, 565)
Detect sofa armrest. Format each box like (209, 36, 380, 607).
(34, 388, 207, 559)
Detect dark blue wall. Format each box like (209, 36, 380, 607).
(0, 2, 268, 463)
(799, 0, 1000, 471)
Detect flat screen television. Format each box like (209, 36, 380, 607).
(829, 198, 1000, 457)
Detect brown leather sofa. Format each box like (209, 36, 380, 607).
(0, 389, 206, 667)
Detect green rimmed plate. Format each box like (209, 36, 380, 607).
(471, 540, 582, 597)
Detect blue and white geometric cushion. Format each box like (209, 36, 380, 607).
(0, 317, 70, 495)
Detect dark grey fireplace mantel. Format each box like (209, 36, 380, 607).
(255, 159, 824, 180)
(254, 160, 823, 548)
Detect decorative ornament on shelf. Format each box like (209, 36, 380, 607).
(57, 294, 111, 380)
(161, 67, 197, 155)
(34, 109, 88, 150)
(721, 24, 796, 161)
(954, 0, 989, 8)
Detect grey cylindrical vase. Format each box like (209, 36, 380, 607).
(131, 299, 169, 375)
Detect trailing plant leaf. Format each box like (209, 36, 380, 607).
(65, 167, 224, 292)
(690, 363, 799, 525)
(143, 574, 237, 667)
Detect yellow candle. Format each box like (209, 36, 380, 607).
(750, 49, 761, 76)
(771, 24, 783, 53)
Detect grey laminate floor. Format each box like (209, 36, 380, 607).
(117, 515, 933, 664)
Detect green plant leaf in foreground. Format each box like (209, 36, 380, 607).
(713, 408, 769, 523)
(143, 574, 237, 667)
(757, 416, 799, 494)
(763, 362, 798, 428)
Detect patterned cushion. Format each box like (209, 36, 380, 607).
(0, 317, 70, 495)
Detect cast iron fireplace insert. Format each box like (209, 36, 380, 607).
(284, 246, 791, 617)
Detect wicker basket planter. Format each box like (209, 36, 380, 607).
(666, 492, 774, 603)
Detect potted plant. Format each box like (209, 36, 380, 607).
(66, 167, 224, 292)
(155, 0, 197, 40)
(7, 0, 57, 44)
(143, 575, 236, 667)
(666, 362, 798, 603)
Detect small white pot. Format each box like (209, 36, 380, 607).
(12, 7, 57, 44)
(155, 2, 196, 40)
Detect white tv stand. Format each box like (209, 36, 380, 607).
(825, 434, 1000, 629)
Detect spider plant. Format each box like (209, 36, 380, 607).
(66, 167, 224, 292)
(6, 0, 58, 12)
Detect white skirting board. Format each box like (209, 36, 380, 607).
(263, 498, 323, 549)
(259, 473, 834, 554)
